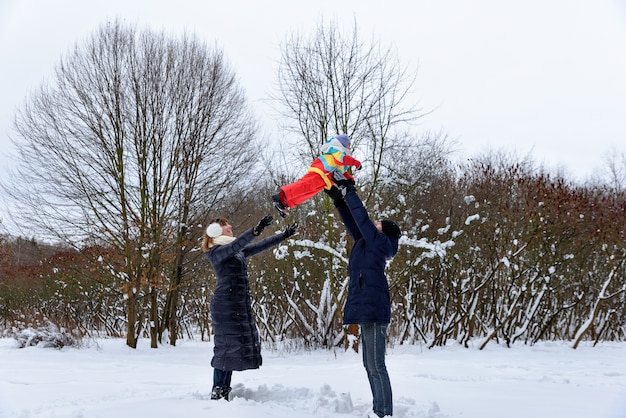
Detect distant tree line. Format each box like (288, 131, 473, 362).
(2, 152, 625, 349)
(1, 19, 625, 350)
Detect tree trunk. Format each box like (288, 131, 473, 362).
(160, 247, 185, 346)
(162, 285, 180, 346)
(572, 265, 622, 349)
(126, 293, 139, 349)
(150, 289, 158, 348)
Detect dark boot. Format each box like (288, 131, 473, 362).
(210, 386, 224, 400)
(222, 386, 232, 401)
(272, 194, 288, 218)
(210, 385, 232, 401)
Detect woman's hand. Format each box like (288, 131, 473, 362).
(253, 215, 274, 235)
(283, 222, 299, 238)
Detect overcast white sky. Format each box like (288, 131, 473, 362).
(1, 0, 626, 186)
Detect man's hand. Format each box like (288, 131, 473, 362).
(323, 185, 344, 201)
(332, 171, 356, 195)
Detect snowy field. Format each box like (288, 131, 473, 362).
(1, 337, 625, 418)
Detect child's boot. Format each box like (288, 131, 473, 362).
(272, 194, 288, 218)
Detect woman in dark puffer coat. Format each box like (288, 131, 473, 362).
(202, 214, 298, 401)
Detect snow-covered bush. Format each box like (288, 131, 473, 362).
(11, 321, 81, 349)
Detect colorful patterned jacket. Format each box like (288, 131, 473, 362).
(308, 137, 361, 189)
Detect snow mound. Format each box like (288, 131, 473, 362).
(193, 383, 440, 417)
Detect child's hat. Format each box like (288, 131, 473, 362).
(334, 134, 350, 148)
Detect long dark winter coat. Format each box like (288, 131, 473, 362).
(336, 190, 399, 325)
(204, 228, 285, 371)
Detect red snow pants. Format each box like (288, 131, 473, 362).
(280, 171, 330, 208)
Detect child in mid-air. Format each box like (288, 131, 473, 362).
(272, 134, 361, 218)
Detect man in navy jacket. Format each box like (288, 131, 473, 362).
(327, 172, 401, 418)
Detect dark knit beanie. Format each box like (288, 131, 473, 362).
(381, 220, 401, 239)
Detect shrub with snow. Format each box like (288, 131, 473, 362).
(11, 322, 80, 349)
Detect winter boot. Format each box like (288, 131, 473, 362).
(211, 385, 232, 401)
(222, 386, 232, 401)
(272, 194, 288, 218)
(210, 386, 224, 400)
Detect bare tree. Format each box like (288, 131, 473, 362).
(3, 20, 259, 348)
(592, 146, 626, 193)
(270, 18, 423, 348)
(273, 18, 422, 181)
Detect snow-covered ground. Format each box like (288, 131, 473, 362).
(1, 337, 625, 418)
